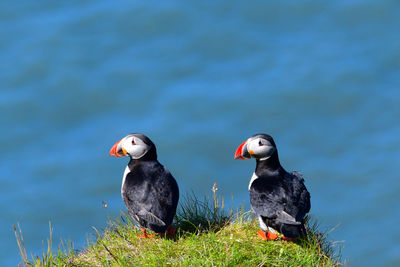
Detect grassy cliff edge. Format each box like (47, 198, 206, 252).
(15, 191, 342, 266)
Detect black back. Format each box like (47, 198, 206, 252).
(122, 159, 179, 233)
(250, 170, 310, 221)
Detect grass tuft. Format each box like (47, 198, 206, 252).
(175, 185, 232, 233)
(15, 184, 342, 266)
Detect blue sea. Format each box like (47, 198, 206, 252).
(1, 1, 400, 266)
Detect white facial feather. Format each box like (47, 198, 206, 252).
(120, 136, 150, 159)
(247, 138, 275, 160)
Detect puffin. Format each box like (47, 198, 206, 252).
(234, 134, 311, 241)
(109, 133, 179, 238)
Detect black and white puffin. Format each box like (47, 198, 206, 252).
(234, 134, 311, 241)
(109, 133, 179, 238)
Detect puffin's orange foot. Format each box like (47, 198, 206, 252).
(138, 233, 155, 238)
(159, 226, 176, 238)
(257, 230, 268, 240)
(257, 231, 278, 240)
(166, 226, 176, 236)
(281, 236, 295, 242)
(138, 228, 155, 239)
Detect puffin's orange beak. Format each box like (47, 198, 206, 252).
(235, 140, 249, 159)
(109, 138, 126, 157)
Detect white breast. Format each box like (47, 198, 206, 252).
(121, 165, 130, 194)
(248, 172, 259, 190)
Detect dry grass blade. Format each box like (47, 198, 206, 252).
(14, 223, 28, 267)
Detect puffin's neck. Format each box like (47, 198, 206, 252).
(128, 158, 158, 170)
(255, 152, 283, 176)
(127, 146, 158, 168)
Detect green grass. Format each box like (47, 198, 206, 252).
(15, 189, 342, 266)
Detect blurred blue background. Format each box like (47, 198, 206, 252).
(1, 1, 399, 266)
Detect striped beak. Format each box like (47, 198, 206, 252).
(109, 138, 127, 157)
(234, 139, 251, 160)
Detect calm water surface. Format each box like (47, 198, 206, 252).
(1, 1, 400, 266)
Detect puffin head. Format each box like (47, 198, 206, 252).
(109, 133, 157, 160)
(234, 133, 277, 161)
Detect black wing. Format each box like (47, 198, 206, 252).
(249, 171, 310, 224)
(289, 171, 311, 221)
(122, 162, 179, 231)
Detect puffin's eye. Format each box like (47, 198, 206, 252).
(259, 140, 263, 146)
(132, 139, 136, 145)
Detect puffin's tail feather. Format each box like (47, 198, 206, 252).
(278, 223, 306, 238)
(137, 210, 166, 226)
